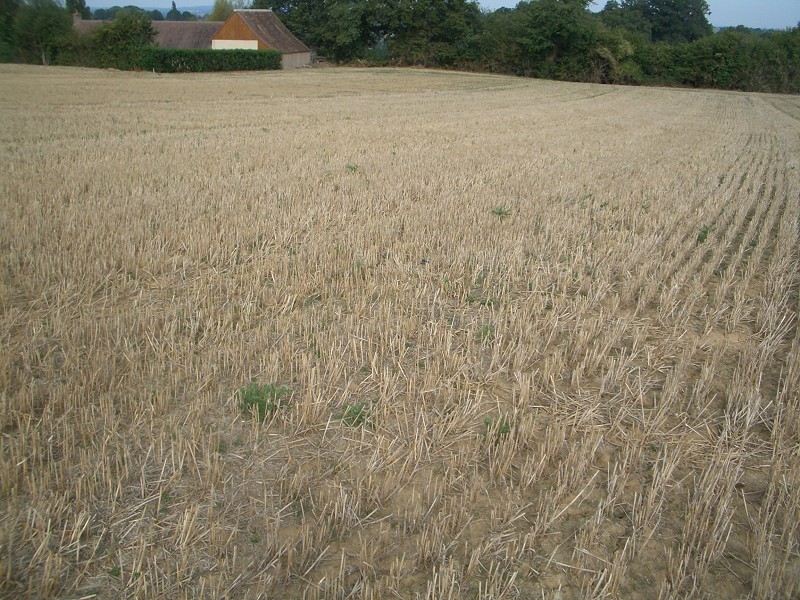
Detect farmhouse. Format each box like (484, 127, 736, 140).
(72, 9, 310, 69)
(212, 10, 311, 70)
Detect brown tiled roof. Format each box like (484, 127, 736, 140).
(231, 10, 309, 54)
(72, 19, 223, 50)
(73, 19, 102, 35)
(153, 21, 222, 49)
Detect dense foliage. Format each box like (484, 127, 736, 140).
(206, 0, 237, 22)
(600, 0, 713, 44)
(93, 6, 165, 21)
(165, 1, 197, 21)
(12, 0, 70, 64)
(0, 0, 20, 60)
(249, 0, 798, 92)
(133, 47, 282, 71)
(56, 10, 155, 68)
(2, 0, 799, 92)
(634, 27, 800, 92)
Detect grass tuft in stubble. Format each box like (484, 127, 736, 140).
(336, 401, 371, 427)
(238, 382, 291, 422)
(491, 205, 511, 219)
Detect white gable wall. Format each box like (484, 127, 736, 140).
(212, 40, 258, 50)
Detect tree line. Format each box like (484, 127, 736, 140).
(2, 0, 798, 93)
(92, 2, 198, 22)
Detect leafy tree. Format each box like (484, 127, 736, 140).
(92, 7, 115, 19)
(248, 0, 483, 65)
(163, 1, 197, 20)
(94, 9, 154, 47)
(477, 0, 638, 82)
(14, 0, 72, 64)
(645, 0, 711, 44)
(313, 0, 379, 62)
(386, 0, 482, 66)
(207, 0, 233, 21)
(774, 24, 800, 93)
(65, 0, 89, 19)
(513, 0, 599, 78)
(95, 6, 157, 20)
(235, 0, 790, 92)
(90, 9, 154, 66)
(599, 0, 651, 40)
(475, 7, 516, 71)
(166, 1, 181, 19)
(585, 20, 640, 83)
(0, 0, 21, 61)
(54, 24, 95, 65)
(599, 0, 710, 44)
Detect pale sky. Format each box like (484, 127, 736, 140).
(478, 0, 800, 30)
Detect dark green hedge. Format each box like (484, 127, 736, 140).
(632, 28, 800, 94)
(132, 48, 282, 72)
(56, 43, 283, 72)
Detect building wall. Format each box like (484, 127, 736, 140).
(212, 40, 258, 50)
(213, 14, 260, 45)
(282, 52, 311, 69)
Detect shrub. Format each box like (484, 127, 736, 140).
(132, 48, 282, 73)
(55, 29, 101, 67)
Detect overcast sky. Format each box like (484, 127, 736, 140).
(477, 0, 800, 30)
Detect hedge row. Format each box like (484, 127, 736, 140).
(131, 48, 282, 72)
(56, 40, 282, 72)
(634, 29, 800, 94)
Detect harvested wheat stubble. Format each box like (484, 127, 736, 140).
(1, 64, 799, 599)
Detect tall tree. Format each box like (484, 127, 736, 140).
(166, 1, 182, 20)
(386, 0, 482, 66)
(14, 0, 71, 64)
(599, 0, 709, 43)
(599, 0, 651, 40)
(65, 0, 89, 19)
(477, 6, 519, 71)
(92, 7, 114, 19)
(93, 9, 154, 47)
(0, 0, 21, 60)
(207, 0, 245, 21)
(645, 0, 711, 44)
(207, 0, 233, 21)
(515, 0, 598, 77)
(314, 0, 380, 62)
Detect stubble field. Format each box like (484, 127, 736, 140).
(1, 64, 799, 599)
